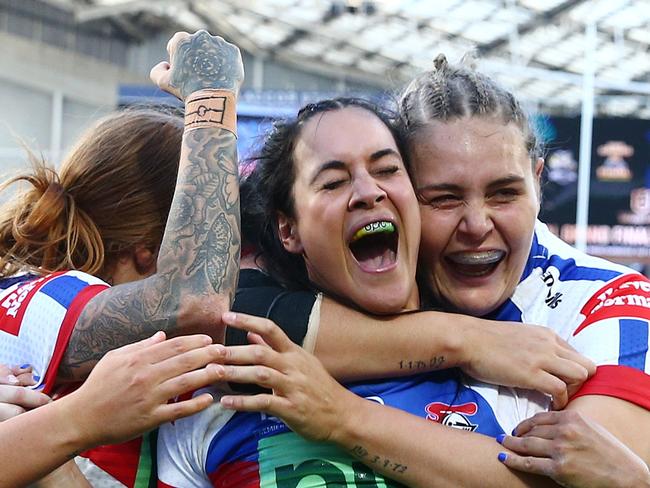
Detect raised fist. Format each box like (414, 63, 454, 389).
(151, 30, 244, 101)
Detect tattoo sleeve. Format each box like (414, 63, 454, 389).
(60, 127, 240, 382)
(58, 32, 243, 383)
(59, 124, 240, 382)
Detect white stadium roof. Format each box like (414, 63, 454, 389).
(41, 0, 650, 117)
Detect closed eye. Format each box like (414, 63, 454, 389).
(421, 193, 462, 209)
(491, 188, 520, 202)
(321, 179, 347, 191)
(375, 165, 399, 176)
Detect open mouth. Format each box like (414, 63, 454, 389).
(349, 220, 398, 272)
(445, 250, 505, 277)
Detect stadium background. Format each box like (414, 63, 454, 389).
(1, 0, 649, 271)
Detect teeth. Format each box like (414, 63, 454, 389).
(446, 250, 505, 266)
(351, 221, 395, 243)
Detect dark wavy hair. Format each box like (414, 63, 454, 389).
(246, 97, 408, 290)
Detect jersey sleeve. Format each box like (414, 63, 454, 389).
(0, 271, 109, 394)
(569, 273, 650, 409)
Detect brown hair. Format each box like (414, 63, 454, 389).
(398, 53, 542, 161)
(0, 107, 183, 279)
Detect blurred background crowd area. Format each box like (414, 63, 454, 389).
(1, 0, 649, 273)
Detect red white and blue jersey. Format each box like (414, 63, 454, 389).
(0, 270, 156, 487)
(158, 372, 504, 488)
(0, 270, 108, 394)
(157, 221, 650, 488)
(480, 221, 650, 421)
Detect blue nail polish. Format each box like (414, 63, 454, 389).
(498, 452, 507, 462)
(35, 384, 45, 390)
(496, 434, 506, 444)
(20, 364, 31, 369)
(32, 375, 40, 382)
(511, 428, 517, 436)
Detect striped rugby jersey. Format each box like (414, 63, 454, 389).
(157, 221, 650, 487)
(0, 271, 156, 487)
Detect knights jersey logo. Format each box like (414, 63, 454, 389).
(425, 401, 478, 432)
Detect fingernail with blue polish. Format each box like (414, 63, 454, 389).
(36, 384, 45, 390)
(32, 375, 40, 382)
(496, 434, 506, 444)
(511, 428, 517, 436)
(20, 364, 31, 370)
(498, 452, 507, 463)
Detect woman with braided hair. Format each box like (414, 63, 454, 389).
(209, 54, 650, 488)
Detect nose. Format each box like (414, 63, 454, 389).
(349, 173, 386, 210)
(458, 201, 493, 241)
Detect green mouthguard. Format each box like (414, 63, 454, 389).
(352, 221, 395, 242)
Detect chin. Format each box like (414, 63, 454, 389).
(357, 292, 409, 315)
(444, 289, 503, 317)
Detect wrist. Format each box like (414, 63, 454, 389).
(449, 313, 480, 370)
(50, 394, 99, 454)
(184, 89, 238, 136)
(328, 391, 374, 448)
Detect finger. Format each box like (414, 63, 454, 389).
(546, 356, 590, 386)
(222, 312, 293, 352)
(0, 403, 26, 421)
(153, 344, 227, 380)
(501, 434, 554, 457)
(157, 392, 215, 423)
(533, 373, 567, 410)
(114, 331, 166, 356)
(158, 363, 224, 399)
(166, 31, 190, 59)
(0, 385, 51, 409)
(519, 424, 557, 441)
(134, 334, 212, 364)
(0, 374, 19, 386)
(247, 332, 269, 347)
(217, 364, 285, 390)
(514, 411, 560, 436)
(219, 344, 281, 368)
(552, 387, 568, 411)
(150, 61, 171, 86)
(556, 339, 597, 377)
(220, 393, 292, 415)
(0, 364, 12, 377)
(15, 372, 36, 386)
(498, 452, 555, 478)
(10, 364, 32, 375)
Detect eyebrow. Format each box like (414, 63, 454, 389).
(309, 148, 400, 185)
(416, 174, 526, 193)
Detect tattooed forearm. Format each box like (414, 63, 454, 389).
(160, 127, 240, 297)
(58, 277, 174, 381)
(62, 128, 240, 381)
(349, 445, 409, 484)
(398, 356, 446, 372)
(60, 32, 243, 383)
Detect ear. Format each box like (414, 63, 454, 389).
(533, 157, 545, 211)
(277, 213, 303, 254)
(534, 157, 545, 181)
(133, 243, 157, 275)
